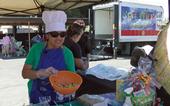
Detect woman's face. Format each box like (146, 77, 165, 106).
(75, 30, 84, 43)
(47, 31, 66, 48)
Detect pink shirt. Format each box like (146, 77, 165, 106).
(2, 36, 10, 45)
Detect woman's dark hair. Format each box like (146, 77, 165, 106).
(78, 32, 91, 57)
(67, 23, 85, 38)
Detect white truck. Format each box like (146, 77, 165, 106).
(92, 1, 163, 58)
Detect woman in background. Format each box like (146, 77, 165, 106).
(2, 34, 11, 58)
(78, 32, 91, 65)
(64, 20, 89, 71)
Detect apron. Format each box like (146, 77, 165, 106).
(29, 47, 74, 105)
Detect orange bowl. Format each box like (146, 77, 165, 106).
(49, 71, 82, 95)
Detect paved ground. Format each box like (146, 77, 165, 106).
(0, 57, 131, 106)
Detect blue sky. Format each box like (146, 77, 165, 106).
(122, 0, 169, 20)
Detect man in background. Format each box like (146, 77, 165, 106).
(31, 31, 42, 46)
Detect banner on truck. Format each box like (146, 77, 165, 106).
(119, 2, 163, 42)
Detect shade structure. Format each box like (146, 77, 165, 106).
(0, 17, 88, 25)
(0, 0, 109, 16)
(0, 0, 110, 51)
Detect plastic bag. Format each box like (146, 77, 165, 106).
(138, 57, 153, 74)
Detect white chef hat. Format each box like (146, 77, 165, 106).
(42, 10, 67, 33)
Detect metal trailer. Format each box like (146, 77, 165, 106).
(91, 1, 163, 58)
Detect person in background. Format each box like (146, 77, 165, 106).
(78, 32, 91, 64)
(22, 10, 75, 105)
(64, 20, 89, 71)
(31, 31, 43, 46)
(2, 34, 11, 58)
(9, 36, 17, 56)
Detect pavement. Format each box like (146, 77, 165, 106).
(0, 56, 131, 106)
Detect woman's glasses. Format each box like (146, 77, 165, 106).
(49, 31, 67, 38)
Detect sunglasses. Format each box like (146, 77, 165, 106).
(48, 32, 67, 38)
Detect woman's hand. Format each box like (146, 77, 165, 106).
(22, 65, 58, 79)
(36, 67, 58, 79)
(75, 58, 89, 70)
(47, 67, 58, 74)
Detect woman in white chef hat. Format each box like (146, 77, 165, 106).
(22, 10, 75, 105)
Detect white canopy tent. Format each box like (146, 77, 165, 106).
(0, 0, 110, 51)
(0, 0, 109, 16)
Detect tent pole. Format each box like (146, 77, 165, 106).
(12, 25, 16, 38)
(168, 0, 170, 22)
(28, 21, 31, 51)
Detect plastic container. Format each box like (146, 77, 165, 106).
(123, 87, 133, 106)
(131, 89, 155, 106)
(49, 71, 83, 95)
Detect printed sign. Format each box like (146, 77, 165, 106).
(119, 2, 163, 42)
